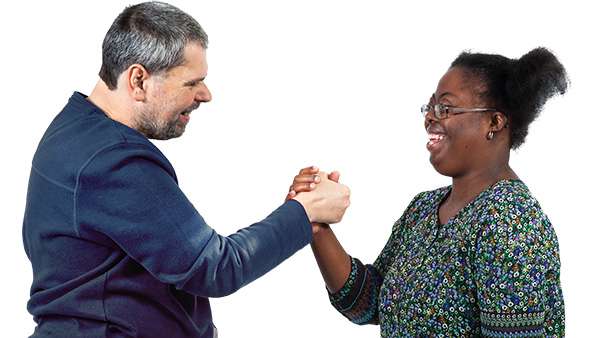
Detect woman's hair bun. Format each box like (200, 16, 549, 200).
(451, 47, 568, 148)
(504, 47, 568, 147)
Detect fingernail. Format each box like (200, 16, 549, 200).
(309, 183, 315, 189)
(289, 190, 296, 196)
(314, 175, 320, 182)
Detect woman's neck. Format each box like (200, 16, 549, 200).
(447, 164, 517, 208)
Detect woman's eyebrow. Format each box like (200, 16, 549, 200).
(438, 92, 457, 100)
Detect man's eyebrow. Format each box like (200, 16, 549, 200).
(183, 77, 206, 86)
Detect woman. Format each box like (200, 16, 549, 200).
(288, 48, 567, 337)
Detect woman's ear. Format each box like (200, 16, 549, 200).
(490, 112, 509, 132)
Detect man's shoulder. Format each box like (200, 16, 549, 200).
(32, 93, 168, 190)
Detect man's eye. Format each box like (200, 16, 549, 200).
(186, 80, 203, 87)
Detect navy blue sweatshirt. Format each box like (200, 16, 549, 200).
(22, 92, 312, 337)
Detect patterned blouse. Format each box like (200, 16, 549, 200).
(329, 179, 564, 337)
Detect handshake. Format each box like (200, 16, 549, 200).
(286, 166, 351, 232)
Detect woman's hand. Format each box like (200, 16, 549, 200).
(286, 166, 341, 234)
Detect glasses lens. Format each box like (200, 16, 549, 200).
(420, 104, 430, 116)
(434, 104, 446, 119)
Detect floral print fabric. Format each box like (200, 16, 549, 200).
(329, 180, 564, 337)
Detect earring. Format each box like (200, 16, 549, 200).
(486, 131, 495, 140)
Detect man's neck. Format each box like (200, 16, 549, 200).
(88, 80, 135, 129)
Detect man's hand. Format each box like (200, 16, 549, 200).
(287, 166, 349, 231)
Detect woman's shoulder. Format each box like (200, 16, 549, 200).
(477, 179, 557, 243)
(483, 179, 544, 216)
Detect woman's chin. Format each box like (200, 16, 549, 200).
(429, 155, 455, 177)
(429, 151, 444, 169)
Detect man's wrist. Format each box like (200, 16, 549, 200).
(292, 194, 317, 223)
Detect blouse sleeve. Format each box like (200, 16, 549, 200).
(328, 193, 426, 325)
(474, 191, 564, 337)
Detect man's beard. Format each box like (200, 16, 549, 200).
(135, 110, 184, 140)
(133, 101, 195, 140)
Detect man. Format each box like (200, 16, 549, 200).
(22, 2, 350, 337)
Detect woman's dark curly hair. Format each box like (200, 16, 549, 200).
(451, 47, 568, 149)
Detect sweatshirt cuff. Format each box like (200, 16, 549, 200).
(282, 199, 312, 243)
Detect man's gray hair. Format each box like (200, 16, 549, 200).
(99, 1, 208, 89)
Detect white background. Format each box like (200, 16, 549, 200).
(1, 0, 598, 336)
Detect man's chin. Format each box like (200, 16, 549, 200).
(147, 127, 185, 140)
(154, 133, 184, 140)
(172, 124, 186, 138)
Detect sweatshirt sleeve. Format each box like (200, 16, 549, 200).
(74, 142, 312, 298)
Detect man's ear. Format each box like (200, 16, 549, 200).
(126, 64, 149, 101)
(490, 111, 509, 132)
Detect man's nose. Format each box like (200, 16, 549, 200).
(195, 83, 212, 103)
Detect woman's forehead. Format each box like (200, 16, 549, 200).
(434, 67, 480, 104)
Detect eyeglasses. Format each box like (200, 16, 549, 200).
(420, 103, 497, 120)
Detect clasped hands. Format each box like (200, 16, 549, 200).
(286, 166, 350, 234)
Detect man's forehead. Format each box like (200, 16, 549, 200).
(162, 44, 207, 80)
(181, 44, 208, 72)
(183, 42, 207, 62)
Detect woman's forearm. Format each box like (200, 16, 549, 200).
(311, 224, 351, 293)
